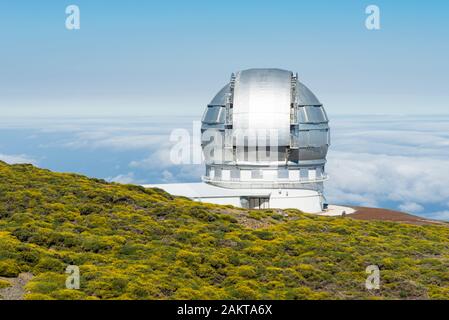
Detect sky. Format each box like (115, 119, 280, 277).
(0, 0, 448, 116)
(0, 1, 448, 219)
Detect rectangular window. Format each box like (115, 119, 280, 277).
(231, 168, 240, 180)
(298, 106, 327, 123)
(249, 197, 270, 209)
(277, 169, 288, 179)
(202, 106, 224, 124)
(300, 168, 308, 179)
(260, 198, 269, 209)
(214, 168, 222, 179)
(251, 170, 263, 179)
(240, 197, 249, 209)
(290, 128, 299, 148)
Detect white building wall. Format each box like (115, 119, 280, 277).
(268, 189, 322, 213)
(222, 169, 230, 181)
(193, 196, 242, 207)
(263, 170, 277, 181)
(240, 170, 252, 181)
(194, 189, 322, 213)
(289, 169, 300, 181)
(308, 168, 316, 180)
(146, 183, 323, 214)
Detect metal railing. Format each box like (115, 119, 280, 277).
(202, 174, 329, 189)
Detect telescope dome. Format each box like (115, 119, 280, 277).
(201, 68, 330, 190)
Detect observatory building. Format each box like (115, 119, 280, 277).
(147, 68, 331, 213)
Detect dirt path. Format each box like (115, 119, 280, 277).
(0, 273, 33, 300)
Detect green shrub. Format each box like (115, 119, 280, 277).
(0, 279, 11, 289)
(0, 259, 21, 277)
(25, 293, 55, 300)
(33, 257, 65, 273)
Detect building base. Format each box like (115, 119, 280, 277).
(143, 182, 325, 213)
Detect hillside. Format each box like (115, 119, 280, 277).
(0, 161, 448, 300)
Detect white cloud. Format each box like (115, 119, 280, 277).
(326, 151, 449, 209)
(426, 211, 449, 221)
(330, 117, 449, 159)
(175, 165, 204, 182)
(130, 136, 203, 171)
(323, 188, 379, 208)
(107, 172, 139, 184)
(9, 117, 190, 152)
(128, 135, 204, 183)
(64, 134, 169, 151)
(129, 146, 173, 169)
(156, 165, 203, 183)
(398, 202, 424, 213)
(161, 170, 174, 182)
(0, 153, 37, 165)
(325, 117, 449, 218)
(131, 150, 203, 183)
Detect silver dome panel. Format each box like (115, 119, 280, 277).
(209, 84, 230, 106)
(296, 81, 321, 106)
(232, 69, 292, 146)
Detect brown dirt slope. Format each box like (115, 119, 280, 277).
(350, 206, 448, 226)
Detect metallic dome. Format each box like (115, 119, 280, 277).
(201, 68, 330, 190)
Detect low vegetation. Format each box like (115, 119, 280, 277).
(0, 160, 448, 299)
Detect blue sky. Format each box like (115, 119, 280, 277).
(0, 0, 448, 116)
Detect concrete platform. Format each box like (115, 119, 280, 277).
(316, 205, 356, 216)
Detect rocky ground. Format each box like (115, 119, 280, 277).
(0, 273, 33, 300)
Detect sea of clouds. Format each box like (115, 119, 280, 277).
(0, 115, 448, 220)
(326, 115, 449, 220)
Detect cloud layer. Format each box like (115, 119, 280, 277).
(0, 153, 37, 165)
(325, 116, 449, 218)
(1, 115, 448, 220)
